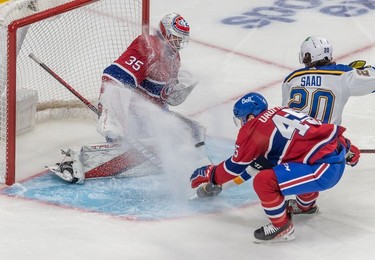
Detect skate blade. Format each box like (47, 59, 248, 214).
(253, 230, 295, 244)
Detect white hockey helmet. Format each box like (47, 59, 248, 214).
(158, 13, 190, 51)
(299, 36, 333, 64)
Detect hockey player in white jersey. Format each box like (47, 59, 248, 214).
(282, 36, 375, 126)
(281, 35, 373, 213)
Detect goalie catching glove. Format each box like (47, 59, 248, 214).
(160, 70, 198, 106)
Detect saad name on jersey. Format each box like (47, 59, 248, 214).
(301, 75, 321, 87)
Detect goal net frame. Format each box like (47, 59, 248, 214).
(1, 0, 150, 185)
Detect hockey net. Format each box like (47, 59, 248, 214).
(0, 0, 149, 185)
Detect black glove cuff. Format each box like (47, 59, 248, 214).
(209, 166, 217, 185)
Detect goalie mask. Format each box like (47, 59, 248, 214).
(299, 36, 333, 65)
(158, 13, 190, 51)
(233, 92, 268, 127)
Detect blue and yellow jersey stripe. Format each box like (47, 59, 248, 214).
(283, 64, 353, 83)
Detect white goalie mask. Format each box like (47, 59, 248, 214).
(158, 13, 190, 51)
(299, 36, 333, 64)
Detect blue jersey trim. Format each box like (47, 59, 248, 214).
(103, 64, 137, 88)
(139, 78, 165, 97)
(283, 64, 353, 83)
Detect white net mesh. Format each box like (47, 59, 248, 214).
(0, 0, 145, 184)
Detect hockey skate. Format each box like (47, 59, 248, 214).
(287, 199, 319, 215)
(47, 148, 85, 184)
(48, 160, 78, 183)
(253, 212, 295, 243)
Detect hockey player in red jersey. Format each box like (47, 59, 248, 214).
(97, 12, 200, 142)
(49, 13, 207, 184)
(190, 92, 355, 243)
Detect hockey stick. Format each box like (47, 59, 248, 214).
(29, 53, 163, 170)
(360, 149, 375, 153)
(29, 53, 100, 115)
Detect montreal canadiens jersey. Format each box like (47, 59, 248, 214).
(282, 64, 375, 125)
(102, 34, 181, 106)
(214, 106, 346, 185)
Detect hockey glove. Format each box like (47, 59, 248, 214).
(190, 165, 216, 188)
(196, 183, 222, 198)
(342, 138, 360, 167)
(160, 70, 198, 106)
(346, 143, 360, 167)
(160, 78, 178, 101)
(160, 80, 197, 106)
(348, 60, 370, 69)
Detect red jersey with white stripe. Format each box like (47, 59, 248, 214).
(214, 106, 346, 185)
(102, 34, 181, 106)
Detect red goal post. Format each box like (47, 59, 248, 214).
(0, 0, 150, 185)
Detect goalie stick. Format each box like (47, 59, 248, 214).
(29, 53, 163, 171)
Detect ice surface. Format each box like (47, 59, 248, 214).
(1, 0, 375, 259)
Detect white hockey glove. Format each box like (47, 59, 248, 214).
(160, 70, 198, 106)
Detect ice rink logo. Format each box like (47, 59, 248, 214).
(222, 0, 374, 29)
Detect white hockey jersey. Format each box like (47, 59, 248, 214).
(282, 64, 375, 125)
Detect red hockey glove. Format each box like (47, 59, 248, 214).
(346, 143, 360, 167)
(190, 165, 216, 188)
